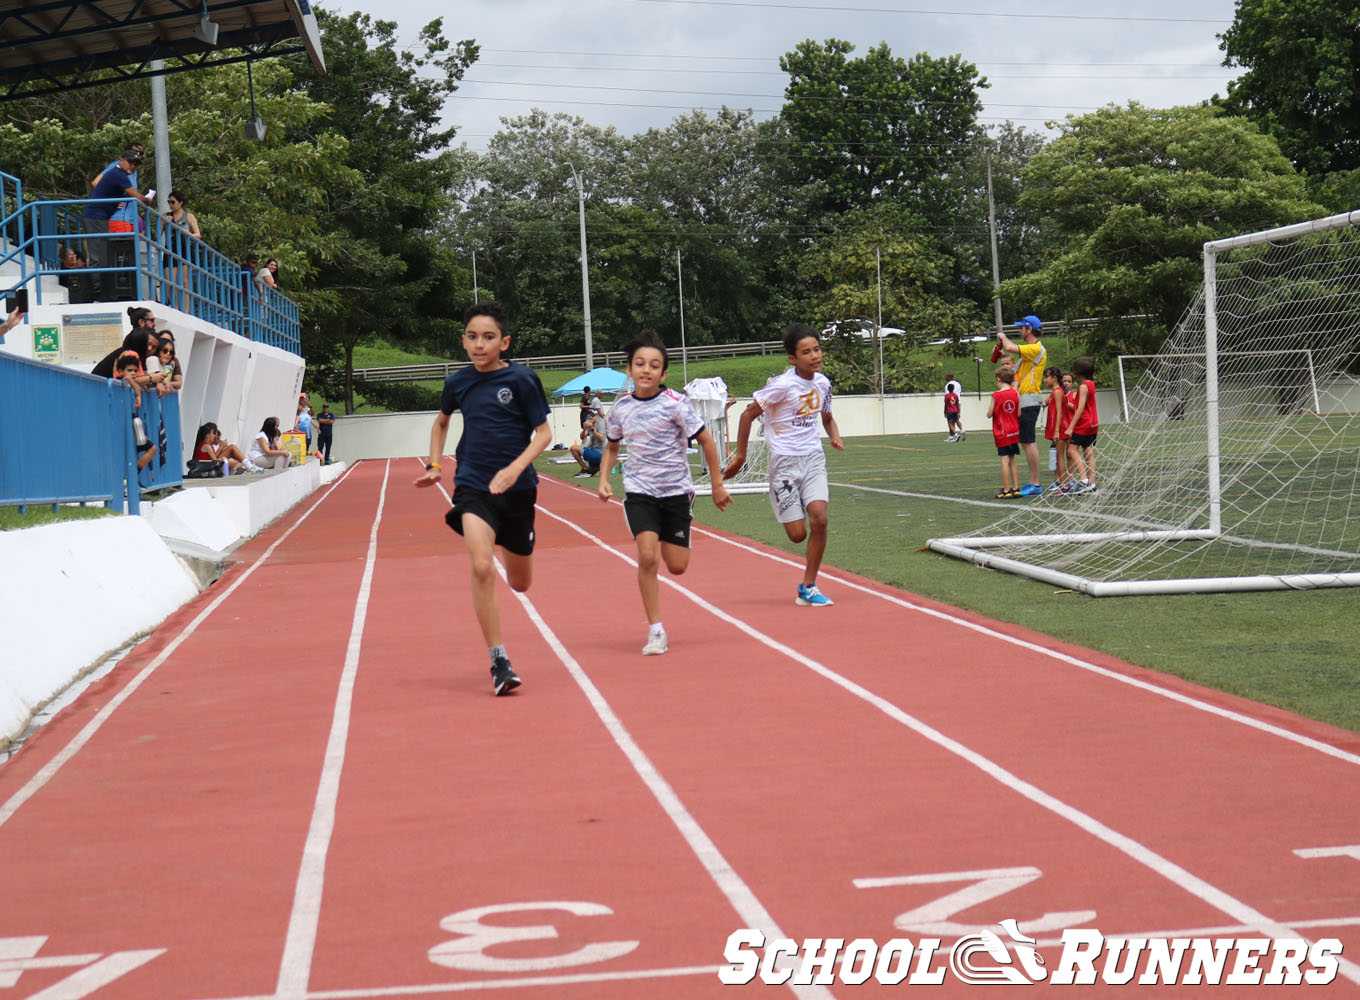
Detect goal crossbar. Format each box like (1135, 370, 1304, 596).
(927, 209, 1360, 596)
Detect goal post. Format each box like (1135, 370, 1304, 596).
(927, 208, 1360, 596)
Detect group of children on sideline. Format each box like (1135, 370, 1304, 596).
(414, 302, 842, 697)
(990, 353, 1099, 498)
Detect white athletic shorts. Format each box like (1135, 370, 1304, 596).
(767, 450, 829, 524)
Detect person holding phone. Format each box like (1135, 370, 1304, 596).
(1, 302, 24, 343)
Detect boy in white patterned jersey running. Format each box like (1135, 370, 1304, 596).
(722, 322, 845, 606)
(598, 330, 732, 655)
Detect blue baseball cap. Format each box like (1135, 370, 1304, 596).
(1015, 314, 1042, 331)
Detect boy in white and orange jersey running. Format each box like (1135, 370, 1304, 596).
(723, 323, 845, 606)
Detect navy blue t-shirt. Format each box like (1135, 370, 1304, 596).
(440, 362, 550, 493)
(84, 166, 134, 221)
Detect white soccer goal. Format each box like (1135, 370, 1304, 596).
(928, 209, 1360, 596)
(684, 376, 769, 495)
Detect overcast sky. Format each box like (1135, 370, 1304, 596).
(326, 0, 1242, 153)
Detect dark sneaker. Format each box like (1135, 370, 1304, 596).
(491, 656, 521, 696)
(572, 469, 592, 478)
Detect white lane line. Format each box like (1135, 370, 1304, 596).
(0, 463, 365, 831)
(543, 473, 1360, 765)
(422, 466, 831, 1000)
(532, 492, 1360, 986)
(275, 462, 391, 999)
(189, 963, 722, 1000)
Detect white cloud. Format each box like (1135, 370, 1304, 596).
(327, 0, 1240, 150)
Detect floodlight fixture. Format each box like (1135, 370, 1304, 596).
(194, 0, 219, 46)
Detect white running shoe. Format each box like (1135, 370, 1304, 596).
(642, 631, 668, 655)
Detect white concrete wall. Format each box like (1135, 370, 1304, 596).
(0, 517, 200, 745)
(324, 390, 1125, 460)
(3, 299, 304, 460)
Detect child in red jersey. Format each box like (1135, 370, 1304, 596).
(988, 367, 1021, 498)
(1063, 356, 1099, 494)
(1042, 366, 1069, 493)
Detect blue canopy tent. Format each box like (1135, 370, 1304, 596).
(551, 367, 630, 398)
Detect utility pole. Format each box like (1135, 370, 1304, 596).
(676, 249, 689, 385)
(471, 247, 478, 304)
(567, 163, 594, 370)
(986, 147, 1004, 337)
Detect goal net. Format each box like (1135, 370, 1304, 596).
(928, 209, 1360, 596)
(684, 376, 769, 495)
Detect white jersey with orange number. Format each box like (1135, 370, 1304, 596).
(753, 367, 833, 457)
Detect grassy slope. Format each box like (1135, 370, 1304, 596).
(535, 431, 1360, 735)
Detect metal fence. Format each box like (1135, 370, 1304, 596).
(0, 168, 300, 354)
(354, 339, 788, 383)
(0, 352, 181, 515)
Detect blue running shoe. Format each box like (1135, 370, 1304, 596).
(1018, 482, 1044, 497)
(796, 583, 835, 606)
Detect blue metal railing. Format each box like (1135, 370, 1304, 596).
(0, 173, 300, 354)
(0, 353, 182, 515)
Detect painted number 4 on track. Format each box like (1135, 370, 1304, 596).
(0, 936, 163, 998)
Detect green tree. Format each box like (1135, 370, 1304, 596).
(0, 58, 360, 298)
(1004, 103, 1322, 359)
(285, 11, 480, 409)
(798, 201, 980, 391)
(778, 39, 986, 216)
(944, 123, 1048, 339)
(1218, 0, 1360, 177)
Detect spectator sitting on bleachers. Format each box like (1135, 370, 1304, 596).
(248, 416, 292, 471)
(91, 308, 159, 382)
(192, 422, 261, 475)
(145, 331, 183, 395)
(114, 351, 157, 473)
(58, 246, 93, 304)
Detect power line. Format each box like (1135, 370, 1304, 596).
(484, 47, 1224, 68)
(476, 61, 1230, 80)
(627, 0, 1229, 23)
(461, 76, 1110, 112)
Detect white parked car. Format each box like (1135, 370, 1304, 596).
(821, 318, 907, 339)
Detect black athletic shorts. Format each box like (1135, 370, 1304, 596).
(445, 485, 538, 556)
(996, 443, 1020, 457)
(623, 492, 694, 548)
(1070, 431, 1099, 448)
(1018, 405, 1040, 445)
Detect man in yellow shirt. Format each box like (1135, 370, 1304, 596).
(996, 314, 1047, 496)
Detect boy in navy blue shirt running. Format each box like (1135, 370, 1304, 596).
(414, 302, 552, 695)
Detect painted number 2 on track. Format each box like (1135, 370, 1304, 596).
(0, 937, 163, 998)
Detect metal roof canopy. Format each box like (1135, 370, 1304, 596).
(0, 0, 324, 102)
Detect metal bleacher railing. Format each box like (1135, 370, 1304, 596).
(0, 351, 181, 515)
(0, 168, 300, 353)
(353, 340, 790, 383)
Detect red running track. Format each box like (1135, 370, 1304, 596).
(1, 458, 1357, 998)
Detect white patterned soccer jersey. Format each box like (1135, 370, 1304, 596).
(606, 388, 705, 497)
(753, 367, 833, 456)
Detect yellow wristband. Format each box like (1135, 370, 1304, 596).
(427, 461, 442, 470)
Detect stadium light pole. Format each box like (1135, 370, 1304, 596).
(566, 163, 594, 370)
